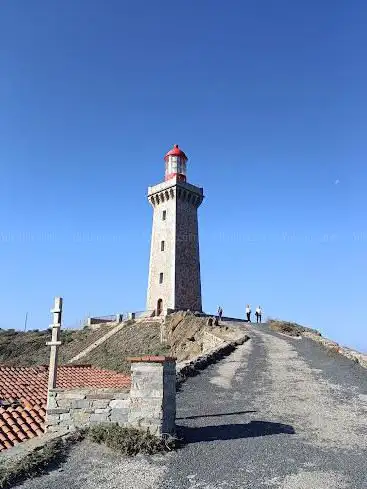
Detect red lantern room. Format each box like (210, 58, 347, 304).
(164, 144, 188, 183)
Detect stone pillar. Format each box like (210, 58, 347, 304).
(46, 297, 63, 390)
(127, 356, 176, 437)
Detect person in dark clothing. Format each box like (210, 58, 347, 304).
(255, 306, 262, 324)
(217, 306, 223, 322)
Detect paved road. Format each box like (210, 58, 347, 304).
(158, 323, 367, 488)
(17, 323, 367, 489)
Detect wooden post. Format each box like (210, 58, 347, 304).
(46, 297, 63, 390)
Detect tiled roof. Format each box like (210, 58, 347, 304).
(0, 365, 130, 451)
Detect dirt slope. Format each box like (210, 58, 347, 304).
(0, 313, 240, 372)
(0, 324, 118, 366)
(79, 320, 170, 374)
(164, 311, 240, 361)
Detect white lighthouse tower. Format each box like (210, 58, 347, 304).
(146, 144, 204, 316)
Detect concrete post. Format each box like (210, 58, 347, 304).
(127, 356, 176, 437)
(46, 297, 63, 390)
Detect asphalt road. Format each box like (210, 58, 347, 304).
(157, 323, 367, 488)
(17, 322, 367, 489)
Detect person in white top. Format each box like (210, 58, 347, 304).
(255, 306, 262, 324)
(245, 305, 251, 322)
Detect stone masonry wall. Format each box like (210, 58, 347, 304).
(175, 186, 203, 312)
(202, 331, 225, 353)
(147, 182, 177, 312)
(146, 178, 203, 314)
(46, 357, 177, 437)
(128, 357, 176, 436)
(46, 388, 129, 432)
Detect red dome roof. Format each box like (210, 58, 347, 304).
(164, 144, 188, 161)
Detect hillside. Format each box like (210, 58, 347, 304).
(79, 319, 170, 373)
(164, 311, 243, 360)
(0, 312, 241, 373)
(0, 324, 119, 366)
(11, 318, 367, 489)
(0, 321, 169, 371)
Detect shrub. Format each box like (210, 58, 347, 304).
(268, 319, 321, 337)
(87, 424, 176, 456)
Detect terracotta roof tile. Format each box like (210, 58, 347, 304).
(0, 364, 130, 451)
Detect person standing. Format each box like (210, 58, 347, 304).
(246, 304, 251, 322)
(255, 306, 262, 324)
(217, 306, 223, 322)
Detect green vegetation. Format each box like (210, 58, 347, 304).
(87, 424, 176, 456)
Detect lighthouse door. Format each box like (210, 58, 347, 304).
(157, 299, 163, 316)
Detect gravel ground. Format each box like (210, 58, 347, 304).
(15, 322, 367, 489)
(14, 440, 171, 489)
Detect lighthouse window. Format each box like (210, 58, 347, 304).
(161, 240, 165, 251)
(162, 210, 166, 220)
(170, 156, 178, 174)
(159, 273, 164, 284)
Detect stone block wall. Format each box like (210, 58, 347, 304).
(147, 181, 177, 313)
(202, 331, 225, 352)
(174, 185, 203, 312)
(146, 178, 203, 314)
(46, 388, 129, 432)
(128, 357, 176, 436)
(46, 356, 177, 437)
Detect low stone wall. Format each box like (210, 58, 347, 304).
(46, 388, 129, 432)
(87, 317, 119, 326)
(177, 334, 250, 385)
(303, 332, 367, 369)
(46, 356, 177, 437)
(202, 331, 225, 352)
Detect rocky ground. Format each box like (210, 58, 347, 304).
(14, 321, 367, 489)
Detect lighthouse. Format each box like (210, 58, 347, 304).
(146, 144, 204, 316)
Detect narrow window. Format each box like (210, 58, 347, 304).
(161, 240, 165, 251)
(159, 273, 164, 284)
(162, 210, 166, 220)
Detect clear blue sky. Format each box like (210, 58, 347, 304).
(1, 1, 366, 352)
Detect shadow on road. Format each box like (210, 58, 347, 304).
(177, 410, 257, 420)
(178, 420, 295, 444)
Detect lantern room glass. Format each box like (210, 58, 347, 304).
(166, 155, 187, 179)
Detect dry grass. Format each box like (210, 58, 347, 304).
(268, 319, 321, 337)
(80, 321, 170, 374)
(165, 312, 209, 361)
(87, 424, 176, 456)
(0, 325, 117, 367)
(0, 314, 235, 374)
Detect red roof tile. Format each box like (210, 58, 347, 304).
(0, 365, 130, 451)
